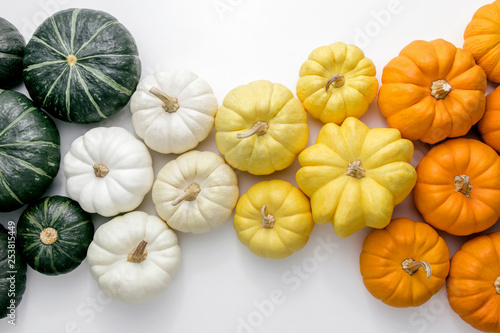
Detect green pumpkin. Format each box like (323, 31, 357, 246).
(23, 8, 141, 123)
(0, 18, 25, 89)
(17, 196, 94, 275)
(0, 90, 60, 212)
(0, 224, 27, 319)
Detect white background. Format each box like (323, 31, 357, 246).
(0, 0, 496, 332)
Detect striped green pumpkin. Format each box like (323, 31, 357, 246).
(23, 8, 141, 123)
(17, 196, 94, 275)
(0, 17, 25, 89)
(0, 90, 60, 212)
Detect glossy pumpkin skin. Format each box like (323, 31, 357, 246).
(478, 87, 500, 153)
(0, 90, 60, 212)
(378, 39, 487, 144)
(0, 17, 25, 89)
(414, 138, 500, 236)
(296, 42, 378, 124)
(23, 8, 141, 123)
(233, 180, 314, 259)
(215, 80, 308, 175)
(447, 232, 500, 332)
(17, 196, 94, 275)
(360, 218, 450, 308)
(464, 1, 500, 83)
(0, 224, 27, 319)
(296, 117, 416, 238)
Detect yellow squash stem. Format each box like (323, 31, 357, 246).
(325, 73, 345, 91)
(345, 159, 366, 179)
(236, 121, 269, 139)
(260, 205, 276, 229)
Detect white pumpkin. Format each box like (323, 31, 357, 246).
(130, 68, 218, 154)
(62, 127, 154, 217)
(152, 150, 239, 233)
(87, 211, 181, 304)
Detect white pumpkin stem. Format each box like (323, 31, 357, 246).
(236, 121, 269, 139)
(494, 276, 500, 295)
(149, 87, 179, 113)
(260, 205, 276, 229)
(402, 259, 432, 279)
(454, 175, 473, 198)
(171, 183, 201, 206)
(345, 159, 366, 179)
(325, 73, 345, 91)
(127, 240, 148, 263)
(430, 79, 452, 100)
(93, 164, 109, 178)
(40, 227, 58, 245)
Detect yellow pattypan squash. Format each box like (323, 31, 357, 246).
(215, 80, 308, 175)
(296, 42, 378, 124)
(296, 117, 416, 238)
(233, 180, 314, 259)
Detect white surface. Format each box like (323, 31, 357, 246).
(0, 0, 494, 332)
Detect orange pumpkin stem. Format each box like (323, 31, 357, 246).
(325, 74, 345, 91)
(402, 259, 432, 279)
(454, 175, 473, 198)
(495, 277, 500, 295)
(93, 164, 109, 178)
(430, 79, 452, 100)
(236, 121, 269, 139)
(149, 86, 180, 113)
(172, 182, 201, 206)
(127, 240, 148, 263)
(260, 205, 276, 229)
(345, 159, 366, 179)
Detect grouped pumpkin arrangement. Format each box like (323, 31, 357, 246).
(2, 2, 500, 332)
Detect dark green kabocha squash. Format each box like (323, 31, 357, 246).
(0, 17, 25, 89)
(0, 224, 27, 319)
(17, 196, 94, 275)
(23, 8, 141, 123)
(0, 90, 60, 212)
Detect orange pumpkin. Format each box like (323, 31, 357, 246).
(479, 87, 500, 153)
(464, 0, 500, 82)
(378, 39, 487, 144)
(447, 231, 500, 332)
(414, 138, 500, 235)
(360, 218, 450, 308)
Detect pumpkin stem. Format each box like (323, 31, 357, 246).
(236, 121, 269, 139)
(345, 159, 366, 179)
(325, 74, 345, 91)
(494, 276, 500, 295)
(454, 175, 473, 198)
(127, 240, 148, 263)
(171, 183, 201, 206)
(93, 164, 109, 178)
(402, 259, 432, 279)
(260, 205, 276, 229)
(149, 87, 180, 113)
(430, 79, 452, 100)
(67, 54, 77, 66)
(40, 227, 58, 245)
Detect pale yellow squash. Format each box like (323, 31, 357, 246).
(296, 42, 378, 124)
(233, 180, 314, 259)
(215, 80, 308, 175)
(296, 117, 416, 238)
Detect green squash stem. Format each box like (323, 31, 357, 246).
(40, 227, 57, 245)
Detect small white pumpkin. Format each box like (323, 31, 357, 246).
(130, 68, 218, 154)
(87, 211, 181, 304)
(62, 127, 154, 217)
(152, 150, 239, 233)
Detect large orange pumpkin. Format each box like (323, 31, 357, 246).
(414, 138, 500, 235)
(360, 218, 450, 308)
(464, 0, 500, 83)
(479, 86, 500, 153)
(378, 39, 487, 144)
(447, 231, 500, 332)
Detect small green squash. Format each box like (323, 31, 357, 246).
(17, 196, 94, 275)
(0, 224, 27, 319)
(23, 8, 141, 123)
(0, 18, 25, 89)
(0, 90, 60, 212)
